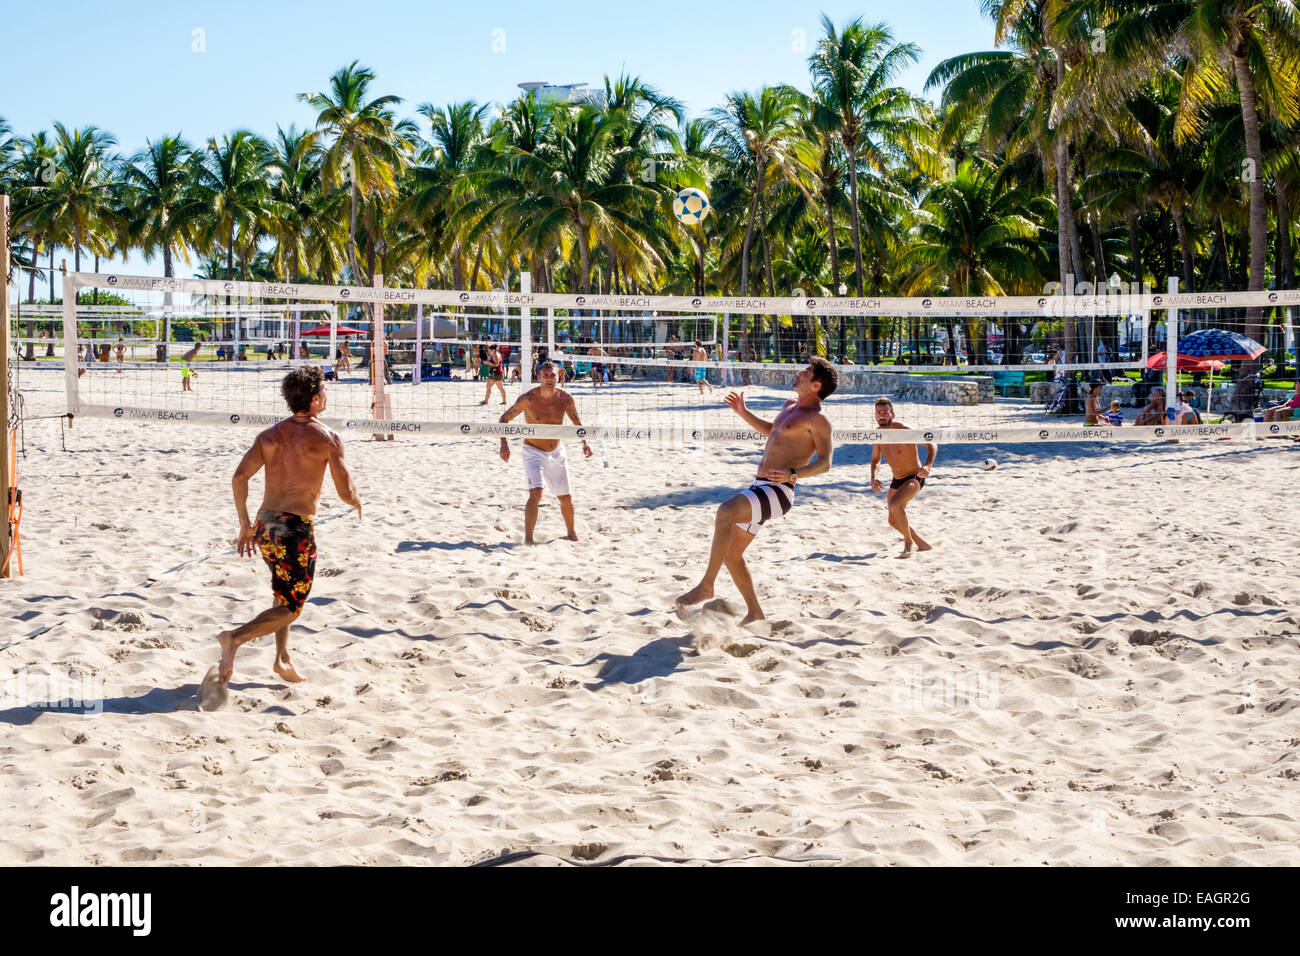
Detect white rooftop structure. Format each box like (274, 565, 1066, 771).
(517, 81, 605, 106)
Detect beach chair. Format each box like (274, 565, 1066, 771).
(992, 370, 1026, 396)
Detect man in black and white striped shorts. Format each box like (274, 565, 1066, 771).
(676, 358, 837, 625)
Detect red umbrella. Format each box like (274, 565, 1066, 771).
(300, 325, 366, 336)
(1146, 351, 1226, 372)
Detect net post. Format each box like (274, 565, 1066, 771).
(1, 194, 11, 576)
(520, 271, 532, 389)
(1165, 277, 1179, 421)
(371, 274, 391, 440)
(414, 303, 423, 384)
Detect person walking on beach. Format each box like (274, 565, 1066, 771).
(870, 397, 939, 558)
(677, 358, 836, 624)
(497, 361, 593, 544)
(215, 366, 362, 685)
(691, 340, 713, 394)
(480, 343, 507, 405)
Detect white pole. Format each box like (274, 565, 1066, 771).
(1165, 277, 1179, 422)
(521, 271, 532, 389)
(372, 274, 391, 440)
(62, 273, 79, 419)
(0, 195, 10, 576)
(723, 312, 731, 385)
(414, 303, 423, 385)
(293, 306, 301, 362)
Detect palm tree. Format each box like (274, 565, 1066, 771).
(24, 123, 119, 274)
(902, 158, 1048, 362)
(1084, 0, 1300, 393)
(809, 15, 927, 308)
(299, 61, 415, 287)
(708, 86, 808, 297)
(266, 125, 342, 283)
(121, 135, 200, 282)
(192, 131, 272, 337)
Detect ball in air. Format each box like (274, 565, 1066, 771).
(673, 187, 711, 225)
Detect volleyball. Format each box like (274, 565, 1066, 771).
(673, 187, 710, 225)
(982, 458, 997, 471)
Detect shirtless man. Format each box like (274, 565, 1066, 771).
(215, 366, 362, 685)
(114, 338, 126, 373)
(691, 340, 713, 394)
(870, 397, 938, 558)
(498, 361, 594, 543)
(589, 344, 608, 387)
(677, 358, 836, 624)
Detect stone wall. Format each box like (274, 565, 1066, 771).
(746, 367, 983, 405)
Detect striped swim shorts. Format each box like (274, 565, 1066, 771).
(735, 479, 795, 536)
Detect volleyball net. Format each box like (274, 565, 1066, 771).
(16, 270, 1300, 445)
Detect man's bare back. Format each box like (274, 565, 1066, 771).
(254, 418, 343, 519)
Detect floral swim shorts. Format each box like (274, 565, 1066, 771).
(253, 510, 316, 612)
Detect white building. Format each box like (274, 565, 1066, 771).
(517, 81, 605, 106)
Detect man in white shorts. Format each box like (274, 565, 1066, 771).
(497, 362, 594, 543)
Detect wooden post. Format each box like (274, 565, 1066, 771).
(1, 194, 12, 576)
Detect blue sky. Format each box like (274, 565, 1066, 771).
(5, 0, 995, 284)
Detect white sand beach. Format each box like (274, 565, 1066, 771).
(2, 372, 1298, 866)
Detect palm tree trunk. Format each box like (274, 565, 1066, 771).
(1051, 139, 1075, 364)
(739, 163, 763, 296)
(823, 191, 840, 291)
(1127, 211, 1141, 289)
(1232, 54, 1267, 399)
(846, 140, 865, 297)
(1278, 181, 1296, 379)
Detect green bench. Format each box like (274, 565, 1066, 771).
(992, 370, 1027, 396)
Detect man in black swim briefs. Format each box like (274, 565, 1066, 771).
(869, 396, 939, 558)
(215, 366, 361, 685)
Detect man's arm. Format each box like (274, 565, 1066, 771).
(498, 391, 530, 461)
(919, 442, 938, 477)
(233, 435, 266, 556)
(565, 393, 593, 458)
(326, 431, 362, 519)
(870, 444, 883, 491)
(723, 391, 774, 435)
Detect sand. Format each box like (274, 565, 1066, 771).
(1, 370, 1298, 866)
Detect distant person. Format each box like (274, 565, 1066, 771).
(1173, 390, 1201, 425)
(496, 361, 593, 544)
(479, 343, 506, 405)
(114, 338, 126, 372)
(691, 340, 712, 394)
(337, 340, 352, 374)
(870, 397, 939, 559)
(1105, 400, 1123, 426)
(589, 344, 608, 387)
(1134, 387, 1166, 426)
(1264, 381, 1300, 422)
(1084, 380, 1106, 425)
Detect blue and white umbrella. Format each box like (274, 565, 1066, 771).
(1175, 328, 1267, 362)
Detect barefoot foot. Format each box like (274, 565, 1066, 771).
(565, 531, 579, 541)
(273, 657, 306, 683)
(676, 583, 714, 608)
(216, 631, 236, 683)
(739, 611, 765, 626)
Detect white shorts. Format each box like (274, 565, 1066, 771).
(735, 480, 795, 536)
(522, 443, 572, 497)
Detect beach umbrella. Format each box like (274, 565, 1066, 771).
(301, 325, 366, 336)
(390, 317, 459, 340)
(1174, 328, 1266, 361)
(1146, 352, 1226, 372)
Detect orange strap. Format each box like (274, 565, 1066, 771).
(3, 429, 19, 577)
